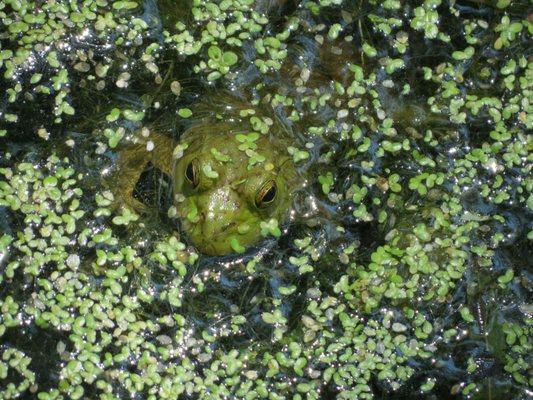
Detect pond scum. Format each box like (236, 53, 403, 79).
(0, 0, 531, 399)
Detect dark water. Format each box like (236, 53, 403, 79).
(0, 0, 531, 399)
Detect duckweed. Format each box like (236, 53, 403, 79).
(1, 0, 532, 398)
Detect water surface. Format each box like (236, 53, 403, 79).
(0, 0, 531, 399)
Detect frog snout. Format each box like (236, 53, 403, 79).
(182, 185, 263, 255)
(196, 186, 246, 237)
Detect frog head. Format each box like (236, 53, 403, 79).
(173, 123, 299, 255)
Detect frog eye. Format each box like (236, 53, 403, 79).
(255, 180, 277, 208)
(185, 158, 199, 188)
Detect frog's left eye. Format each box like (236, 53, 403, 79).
(185, 158, 199, 188)
(255, 180, 277, 208)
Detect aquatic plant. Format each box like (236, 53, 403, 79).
(1, 0, 531, 399)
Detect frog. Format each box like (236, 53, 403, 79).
(113, 121, 300, 256)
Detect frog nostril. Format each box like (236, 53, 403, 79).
(217, 222, 235, 234)
(207, 222, 236, 239)
(223, 222, 236, 231)
(198, 211, 206, 221)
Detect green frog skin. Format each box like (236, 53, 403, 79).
(114, 122, 299, 256)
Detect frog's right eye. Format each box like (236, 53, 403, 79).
(185, 159, 199, 188)
(255, 180, 277, 209)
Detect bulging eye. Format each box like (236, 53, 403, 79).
(255, 180, 277, 208)
(185, 159, 199, 188)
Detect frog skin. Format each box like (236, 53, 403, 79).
(114, 122, 299, 256)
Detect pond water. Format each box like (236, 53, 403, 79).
(0, 0, 531, 399)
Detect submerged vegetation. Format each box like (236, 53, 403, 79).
(0, 0, 531, 399)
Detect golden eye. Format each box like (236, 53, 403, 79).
(255, 180, 277, 208)
(185, 159, 199, 188)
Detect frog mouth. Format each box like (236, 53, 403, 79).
(181, 218, 262, 256)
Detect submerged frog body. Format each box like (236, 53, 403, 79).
(115, 121, 299, 256)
